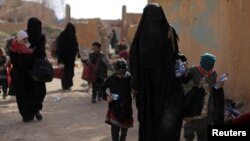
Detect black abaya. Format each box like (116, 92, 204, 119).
(10, 17, 46, 121)
(56, 23, 78, 90)
(129, 4, 184, 141)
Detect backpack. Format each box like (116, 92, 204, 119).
(29, 58, 54, 82)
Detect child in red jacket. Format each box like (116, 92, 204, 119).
(11, 30, 34, 54)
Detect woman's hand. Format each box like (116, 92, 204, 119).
(217, 81, 224, 88)
(132, 89, 139, 98)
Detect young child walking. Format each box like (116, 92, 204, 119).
(182, 52, 225, 141)
(86, 42, 112, 103)
(99, 59, 133, 141)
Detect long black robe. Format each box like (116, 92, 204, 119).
(10, 17, 46, 121)
(110, 29, 118, 49)
(129, 4, 184, 141)
(56, 23, 78, 89)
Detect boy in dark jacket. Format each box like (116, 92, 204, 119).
(88, 42, 112, 103)
(182, 52, 225, 141)
(99, 59, 133, 141)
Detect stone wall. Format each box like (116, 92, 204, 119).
(0, 0, 56, 24)
(125, 13, 141, 44)
(149, 0, 250, 102)
(121, 6, 142, 44)
(0, 22, 26, 34)
(75, 19, 100, 49)
(75, 19, 113, 56)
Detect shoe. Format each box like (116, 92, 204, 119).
(91, 99, 97, 104)
(63, 88, 71, 91)
(35, 112, 43, 121)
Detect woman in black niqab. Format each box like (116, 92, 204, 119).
(129, 3, 184, 141)
(10, 17, 46, 122)
(110, 29, 118, 49)
(56, 22, 79, 90)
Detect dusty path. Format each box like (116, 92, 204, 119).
(0, 66, 191, 141)
(0, 67, 139, 141)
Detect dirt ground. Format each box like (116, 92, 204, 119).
(0, 66, 140, 141)
(0, 65, 194, 141)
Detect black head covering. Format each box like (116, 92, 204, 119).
(57, 22, 78, 49)
(129, 3, 180, 70)
(27, 17, 42, 46)
(63, 22, 76, 36)
(56, 22, 78, 64)
(113, 58, 127, 71)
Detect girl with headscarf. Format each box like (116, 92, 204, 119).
(10, 17, 46, 122)
(129, 3, 184, 141)
(56, 22, 79, 90)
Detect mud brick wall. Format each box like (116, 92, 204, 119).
(150, 0, 250, 102)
